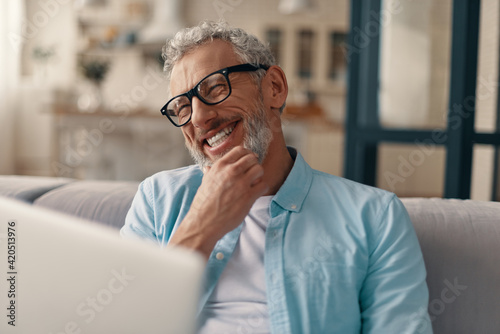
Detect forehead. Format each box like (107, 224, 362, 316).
(170, 39, 242, 96)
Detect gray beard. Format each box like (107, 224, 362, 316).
(186, 98, 273, 170)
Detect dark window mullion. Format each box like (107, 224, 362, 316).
(344, 0, 382, 185)
(443, 0, 481, 199)
(492, 10, 500, 201)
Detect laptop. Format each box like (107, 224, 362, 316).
(0, 197, 204, 334)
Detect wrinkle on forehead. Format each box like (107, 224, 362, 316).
(169, 40, 242, 97)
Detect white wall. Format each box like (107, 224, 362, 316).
(14, 0, 77, 176)
(0, 2, 24, 174)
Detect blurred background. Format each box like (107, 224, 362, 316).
(0, 0, 499, 200)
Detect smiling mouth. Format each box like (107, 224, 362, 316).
(206, 124, 236, 147)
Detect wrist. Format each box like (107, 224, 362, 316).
(168, 213, 220, 260)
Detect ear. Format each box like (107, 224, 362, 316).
(262, 65, 288, 111)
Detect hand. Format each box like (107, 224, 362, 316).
(169, 146, 269, 258)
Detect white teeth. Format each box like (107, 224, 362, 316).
(207, 125, 234, 147)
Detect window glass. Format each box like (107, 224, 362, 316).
(471, 144, 496, 201)
(329, 32, 347, 82)
(297, 29, 315, 79)
(266, 28, 282, 65)
(379, 0, 452, 129)
(474, 0, 500, 133)
(377, 143, 445, 197)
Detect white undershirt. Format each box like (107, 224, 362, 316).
(198, 196, 273, 334)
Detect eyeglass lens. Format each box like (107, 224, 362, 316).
(166, 72, 230, 125)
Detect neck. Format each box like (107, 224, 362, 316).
(261, 140, 294, 196)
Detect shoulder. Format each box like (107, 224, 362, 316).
(135, 165, 203, 209)
(307, 169, 408, 237)
(124, 164, 203, 243)
(306, 170, 412, 253)
(287, 149, 398, 220)
(141, 164, 203, 194)
(309, 169, 396, 210)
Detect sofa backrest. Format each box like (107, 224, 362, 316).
(0, 175, 74, 203)
(402, 198, 500, 334)
(0, 175, 138, 230)
(33, 180, 139, 230)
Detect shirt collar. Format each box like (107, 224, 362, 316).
(271, 147, 313, 214)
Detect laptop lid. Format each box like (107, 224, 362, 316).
(0, 197, 204, 334)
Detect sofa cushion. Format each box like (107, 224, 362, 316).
(402, 198, 500, 333)
(34, 180, 139, 230)
(0, 175, 74, 203)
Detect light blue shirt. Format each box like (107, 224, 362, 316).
(121, 148, 432, 334)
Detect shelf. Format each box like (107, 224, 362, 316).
(50, 103, 162, 119)
(78, 17, 147, 28)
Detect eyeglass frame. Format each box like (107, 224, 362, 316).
(160, 63, 270, 127)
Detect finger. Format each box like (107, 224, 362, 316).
(227, 151, 260, 176)
(216, 146, 253, 166)
(244, 163, 265, 186)
(249, 177, 269, 197)
(250, 175, 263, 187)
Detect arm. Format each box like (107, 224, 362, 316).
(168, 146, 269, 259)
(120, 179, 158, 244)
(360, 195, 432, 334)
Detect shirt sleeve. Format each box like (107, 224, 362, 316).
(360, 194, 433, 334)
(120, 179, 159, 245)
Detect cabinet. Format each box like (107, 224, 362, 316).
(51, 105, 191, 180)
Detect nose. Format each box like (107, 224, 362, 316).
(190, 97, 217, 129)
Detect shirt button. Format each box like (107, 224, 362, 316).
(216, 252, 224, 260)
(291, 204, 297, 210)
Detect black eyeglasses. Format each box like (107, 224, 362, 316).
(160, 63, 269, 127)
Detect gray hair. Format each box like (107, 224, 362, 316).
(162, 20, 276, 85)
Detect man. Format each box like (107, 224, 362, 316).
(121, 21, 432, 334)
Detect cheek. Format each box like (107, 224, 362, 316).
(230, 88, 260, 110)
(181, 128, 195, 144)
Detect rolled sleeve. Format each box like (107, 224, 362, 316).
(120, 179, 158, 244)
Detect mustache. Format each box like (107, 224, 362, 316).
(194, 116, 241, 139)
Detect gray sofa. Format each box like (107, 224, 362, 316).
(1, 175, 499, 333)
(0, 175, 138, 229)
